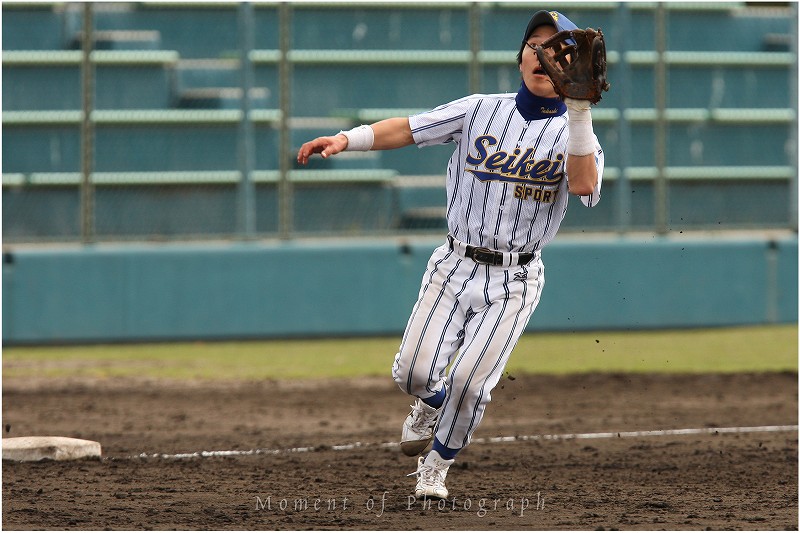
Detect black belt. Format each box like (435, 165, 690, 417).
(447, 235, 535, 267)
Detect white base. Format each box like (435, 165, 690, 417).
(2, 436, 102, 462)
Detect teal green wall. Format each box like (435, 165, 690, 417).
(535, 237, 797, 330)
(3, 237, 797, 345)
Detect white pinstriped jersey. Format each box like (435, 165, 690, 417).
(409, 92, 604, 253)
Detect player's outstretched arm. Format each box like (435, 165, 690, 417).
(371, 117, 414, 150)
(563, 98, 599, 196)
(296, 117, 413, 165)
(566, 152, 598, 196)
(296, 134, 348, 165)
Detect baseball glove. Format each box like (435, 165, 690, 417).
(535, 28, 610, 104)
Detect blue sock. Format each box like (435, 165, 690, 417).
(421, 387, 446, 409)
(432, 438, 460, 460)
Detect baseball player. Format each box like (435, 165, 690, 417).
(297, 9, 607, 499)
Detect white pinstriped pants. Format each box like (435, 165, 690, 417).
(392, 240, 545, 450)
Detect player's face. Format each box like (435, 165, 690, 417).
(519, 24, 559, 98)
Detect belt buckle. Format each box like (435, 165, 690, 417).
(472, 247, 501, 266)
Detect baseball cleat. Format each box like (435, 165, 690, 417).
(407, 450, 454, 499)
(400, 398, 440, 456)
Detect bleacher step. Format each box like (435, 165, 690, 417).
(763, 33, 792, 52)
(70, 30, 162, 51)
(399, 207, 447, 230)
(175, 59, 240, 89)
(177, 87, 269, 109)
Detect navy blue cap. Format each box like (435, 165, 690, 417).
(517, 10, 579, 63)
(523, 10, 579, 42)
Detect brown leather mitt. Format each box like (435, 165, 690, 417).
(534, 28, 610, 104)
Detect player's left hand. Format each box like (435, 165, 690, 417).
(296, 134, 349, 165)
(534, 28, 610, 104)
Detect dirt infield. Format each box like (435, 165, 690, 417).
(3, 372, 797, 530)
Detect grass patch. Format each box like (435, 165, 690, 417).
(3, 325, 796, 381)
(508, 325, 797, 375)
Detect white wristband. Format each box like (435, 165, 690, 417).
(338, 124, 374, 152)
(564, 98, 596, 156)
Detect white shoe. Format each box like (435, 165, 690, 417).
(408, 450, 454, 499)
(400, 398, 440, 456)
